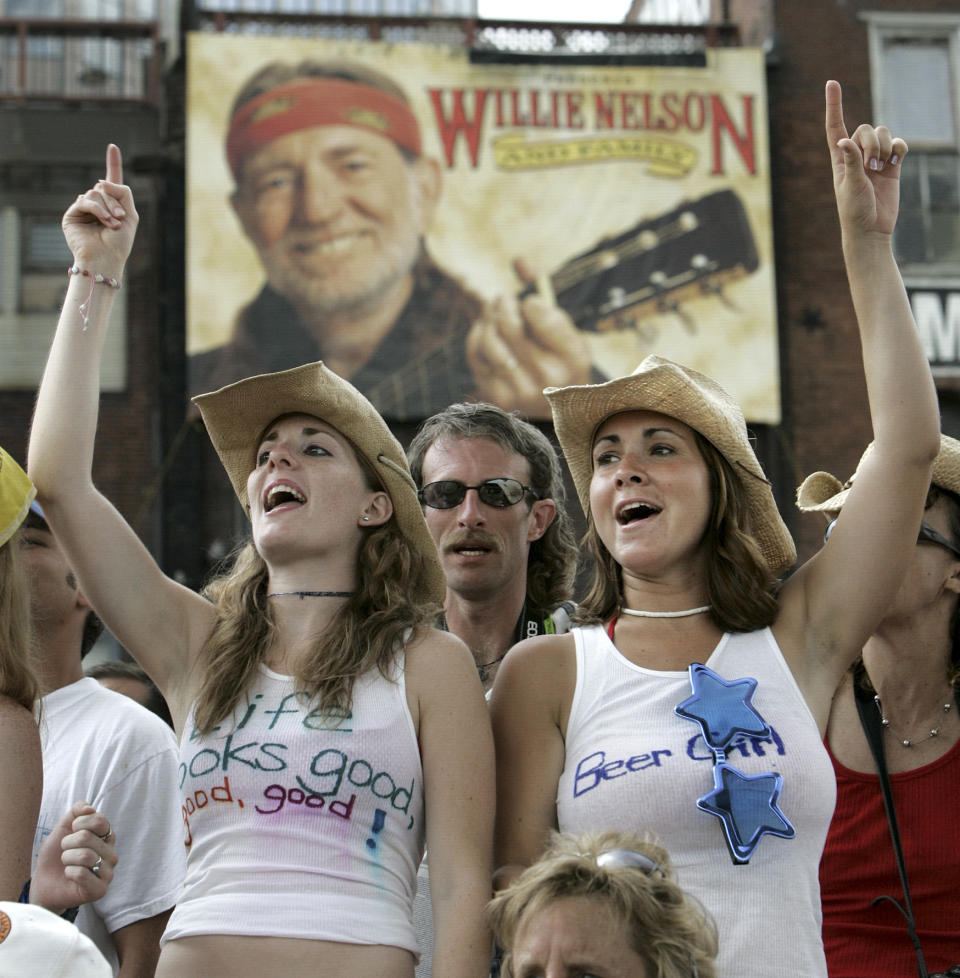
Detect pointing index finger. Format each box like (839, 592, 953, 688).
(824, 80, 848, 161)
(105, 143, 123, 185)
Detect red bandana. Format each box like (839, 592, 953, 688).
(226, 78, 422, 177)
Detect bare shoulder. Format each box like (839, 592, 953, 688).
(498, 631, 576, 686)
(490, 632, 577, 720)
(404, 624, 476, 682)
(0, 694, 42, 794)
(0, 695, 41, 751)
(403, 626, 487, 730)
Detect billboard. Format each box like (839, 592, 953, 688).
(187, 35, 779, 422)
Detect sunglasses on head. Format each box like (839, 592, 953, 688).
(676, 663, 796, 865)
(825, 516, 960, 558)
(417, 478, 538, 510)
(595, 848, 663, 874)
(593, 849, 700, 978)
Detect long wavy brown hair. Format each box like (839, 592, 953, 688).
(575, 432, 780, 633)
(191, 450, 439, 736)
(0, 541, 40, 712)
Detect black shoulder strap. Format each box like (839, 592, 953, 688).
(852, 661, 929, 978)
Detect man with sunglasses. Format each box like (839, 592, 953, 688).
(408, 402, 578, 694)
(407, 403, 578, 978)
(797, 436, 960, 978)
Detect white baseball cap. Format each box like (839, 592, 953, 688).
(0, 903, 112, 978)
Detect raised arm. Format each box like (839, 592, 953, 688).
(777, 81, 940, 724)
(27, 145, 215, 710)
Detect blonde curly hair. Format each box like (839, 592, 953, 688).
(487, 830, 717, 978)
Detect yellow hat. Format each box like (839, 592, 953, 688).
(0, 448, 35, 550)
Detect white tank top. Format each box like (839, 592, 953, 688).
(557, 624, 834, 978)
(164, 659, 424, 953)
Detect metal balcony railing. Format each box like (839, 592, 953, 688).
(192, 8, 740, 60)
(0, 17, 160, 103)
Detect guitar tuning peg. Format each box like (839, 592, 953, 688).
(612, 312, 660, 344)
(656, 297, 696, 334)
(699, 279, 740, 312)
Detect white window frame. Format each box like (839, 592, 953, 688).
(864, 11, 960, 275)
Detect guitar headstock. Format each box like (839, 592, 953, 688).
(545, 189, 760, 333)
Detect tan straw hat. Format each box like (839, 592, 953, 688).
(0, 447, 36, 550)
(545, 355, 797, 574)
(797, 434, 960, 515)
(193, 361, 445, 604)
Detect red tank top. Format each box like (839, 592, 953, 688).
(820, 736, 960, 976)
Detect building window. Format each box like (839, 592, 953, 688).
(20, 215, 73, 314)
(867, 14, 960, 272)
(0, 205, 127, 391)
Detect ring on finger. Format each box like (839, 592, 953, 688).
(91, 855, 103, 877)
(98, 823, 112, 843)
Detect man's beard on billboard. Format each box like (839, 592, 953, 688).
(260, 243, 414, 321)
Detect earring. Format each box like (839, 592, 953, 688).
(362, 515, 370, 522)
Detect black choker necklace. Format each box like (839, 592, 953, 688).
(266, 590, 354, 600)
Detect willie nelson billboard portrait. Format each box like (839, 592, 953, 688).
(187, 36, 778, 422)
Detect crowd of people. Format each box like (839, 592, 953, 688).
(1, 77, 958, 978)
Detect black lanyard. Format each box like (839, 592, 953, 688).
(851, 661, 951, 978)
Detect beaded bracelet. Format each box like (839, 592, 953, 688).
(67, 265, 121, 290)
(67, 264, 121, 330)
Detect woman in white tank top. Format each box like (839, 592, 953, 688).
(27, 145, 493, 978)
(490, 81, 938, 978)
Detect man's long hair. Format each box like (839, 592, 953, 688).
(408, 402, 578, 610)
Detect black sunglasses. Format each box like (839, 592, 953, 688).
(825, 517, 960, 558)
(417, 478, 538, 510)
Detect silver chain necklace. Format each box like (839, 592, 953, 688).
(874, 694, 953, 747)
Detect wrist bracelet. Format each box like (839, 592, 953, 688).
(67, 264, 121, 331)
(67, 265, 121, 290)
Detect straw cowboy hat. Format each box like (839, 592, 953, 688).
(797, 434, 960, 516)
(0, 447, 36, 550)
(545, 355, 797, 575)
(193, 361, 445, 604)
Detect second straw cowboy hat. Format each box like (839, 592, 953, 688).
(192, 361, 445, 605)
(797, 434, 960, 514)
(0, 447, 36, 549)
(545, 355, 797, 575)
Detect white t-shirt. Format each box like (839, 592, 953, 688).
(164, 661, 424, 952)
(32, 678, 186, 974)
(558, 625, 835, 978)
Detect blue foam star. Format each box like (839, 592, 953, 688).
(675, 663, 769, 748)
(698, 762, 796, 864)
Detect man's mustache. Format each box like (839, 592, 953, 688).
(442, 529, 502, 554)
